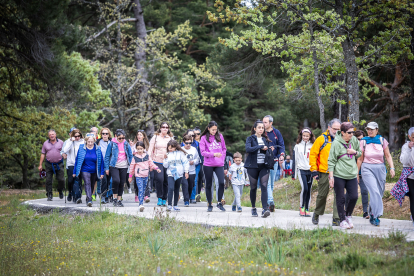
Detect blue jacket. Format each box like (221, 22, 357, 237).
(244, 135, 271, 169)
(74, 145, 105, 177)
(266, 127, 285, 158)
(104, 140, 133, 171)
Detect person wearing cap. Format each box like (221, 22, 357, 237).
(309, 118, 341, 226)
(61, 128, 85, 202)
(357, 121, 395, 227)
(38, 129, 65, 201)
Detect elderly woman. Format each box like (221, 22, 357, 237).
(357, 122, 395, 227)
(328, 122, 362, 229)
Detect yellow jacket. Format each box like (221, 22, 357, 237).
(309, 130, 333, 173)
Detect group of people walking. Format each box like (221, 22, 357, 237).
(38, 117, 414, 229)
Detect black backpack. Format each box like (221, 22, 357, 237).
(264, 149, 276, 170)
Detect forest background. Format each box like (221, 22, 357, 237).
(1, 0, 414, 189)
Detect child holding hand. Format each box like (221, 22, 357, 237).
(128, 142, 160, 212)
(228, 152, 247, 212)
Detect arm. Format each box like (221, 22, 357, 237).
(275, 129, 285, 157)
(149, 160, 160, 171)
(128, 159, 136, 178)
(104, 142, 112, 171)
(193, 150, 200, 166)
(384, 146, 395, 177)
(126, 143, 133, 164)
(38, 153, 45, 171)
(163, 155, 169, 168)
(182, 152, 190, 173)
(327, 141, 338, 174)
(400, 144, 412, 164)
(62, 139, 73, 153)
(221, 135, 227, 157)
(245, 136, 263, 153)
(352, 137, 362, 159)
(148, 136, 155, 158)
(309, 137, 322, 172)
(200, 137, 215, 158)
(99, 151, 105, 176)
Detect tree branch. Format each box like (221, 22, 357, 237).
(396, 115, 410, 124)
(83, 18, 137, 44)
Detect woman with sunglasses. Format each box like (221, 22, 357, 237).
(149, 122, 174, 206)
(62, 128, 84, 202)
(357, 122, 395, 227)
(104, 129, 133, 207)
(328, 122, 362, 229)
(96, 128, 112, 204)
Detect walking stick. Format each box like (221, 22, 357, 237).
(64, 174, 67, 204)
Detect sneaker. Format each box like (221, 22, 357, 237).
(157, 198, 162, 206)
(232, 205, 236, 212)
(173, 206, 180, 212)
(196, 194, 201, 202)
(269, 202, 275, 212)
(58, 190, 64, 199)
(305, 209, 311, 217)
(162, 200, 167, 206)
(184, 201, 189, 207)
(332, 218, 340, 227)
(101, 199, 106, 204)
(87, 201, 92, 207)
(190, 199, 197, 204)
(67, 194, 72, 202)
(139, 205, 145, 212)
(261, 209, 270, 218)
(105, 197, 109, 204)
(340, 220, 351, 229)
(207, 205, 213, 212)
(312, 213, 319, 225)
(117, 200, 124, 207)
(363, 212, 369, 219)
(128, 188, 132, 194)
(299, 207, 305, 216)
(251, 208, 258, 217)
(374, 217, 380, 227)
(167, 205, 173, 212)
(217, 202, 226, 212)
(47, 192, 53, 201)
(76, 198, 82, 204)
(237, 207, 242, 212)
(144, 196, 150, 203)
(135, 196, 138, 203)
(113, 199, 118, 207)
(345, 216, 354, 228)
(369, 214, 375, 226)
(92, 195, 96, 201)
(109, 196, 113, 203)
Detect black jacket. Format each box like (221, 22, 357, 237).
(244, 135, 271, 169)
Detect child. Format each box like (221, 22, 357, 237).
(228, 152, 247, 212)
(128, 142, 161, 212)
(163, 140, 190, 212)
(182, 135, 200, 206)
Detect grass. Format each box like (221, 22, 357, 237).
(1, 193, 414, 275)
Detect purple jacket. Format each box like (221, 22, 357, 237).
(200, 133, 227, 167)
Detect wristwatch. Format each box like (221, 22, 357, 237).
(390, 168, 395, 170)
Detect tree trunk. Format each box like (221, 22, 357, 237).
(22, 154, 29, 189)
(410, 13, 414, 126)
(388, 88, 400, 152)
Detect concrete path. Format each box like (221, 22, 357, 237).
(23, 192, 414, 241)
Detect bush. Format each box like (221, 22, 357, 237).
(332, 252, 368, 271)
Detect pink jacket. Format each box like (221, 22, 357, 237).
(200, 133, 226, 167)
(148, 134, 173, 163)
(128, 153, 159, 178)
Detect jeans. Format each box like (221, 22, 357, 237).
(267, 161, 278, 204)
(136, 177, 148, 205)
(190, 164, 201, 200)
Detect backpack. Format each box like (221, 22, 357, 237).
(319, 134, 331, 152)
(264, 149, 276, 170)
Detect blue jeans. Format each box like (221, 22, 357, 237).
(190, 164, 201, 200)
(136, 177, 148, 205)
(267, 162, 278, 204)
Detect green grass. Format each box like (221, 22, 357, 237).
(1, 193, 414, 275)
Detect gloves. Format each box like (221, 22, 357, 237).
(311, 171, 319, 181)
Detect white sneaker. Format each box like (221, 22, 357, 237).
(128, 188, 132, 194)
(166, 205, 172, 212)
(345, 216, 354, 228)
(139, 205, 145, 212)
(340, 220, 351, 229)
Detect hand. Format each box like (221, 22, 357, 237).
(408, 142, 414, 149)
(214, 153, 222, 158)
(185, 173, 189, 179)
(100, 175, 104, 179)
(390, 169, 395, 178)
(71, 137, 76, 141)
(270, 146, 274, 151)
(156, 169, 161, 173)
(228, 175, 232, 180)
(262, 146, 268, 151)
(357, 175, 360, 183)
(190, 161, 194, 165)
(72, 174, 76, 178)
(224, 170, 228, 175)
(329, 178, 334, 188)
(128, 177, 132, 183)
(347, 148, 356, 155)
(62, 153, 67, 159)
(164, 153, 168, 159)
(38, 165, 43, 172)
(106, 170, 109, 176)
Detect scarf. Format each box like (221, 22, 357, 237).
(390, 167, 414, 206)
(362, 135, 382, 145)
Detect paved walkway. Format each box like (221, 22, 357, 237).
(24, 192, 414, 241)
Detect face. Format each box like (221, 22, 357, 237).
(341, 129, 355, 141)
(302, 132, 310, 142)
(184, 140, 192, 149)
(357, 135, 363, 141)
(329, 122, 341, 137)
(263, 117, 272, 130)
(234, 157, 242, 165)
(194, 130, 201, 140)
(285, 156, 291, 162)
(48, 131, 56, 141)
(366, 128, 378, 137)
(136, 146, 145, 154)
(117, 134, 125, 142)
(168, 145, 176, 152)
(137, 132, 144, 141)
(90, 127, 98, 136)
(208, 126, 218, 136)
(86, 138, 95, 148)
(101, 129, 110, 141)
(409, 133, 414, 142)
(254, 123, 265, 136)
(74, 132, 81, 141)
(160, 124, 169, 135)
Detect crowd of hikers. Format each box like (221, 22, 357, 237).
(38, 116, 414, 229)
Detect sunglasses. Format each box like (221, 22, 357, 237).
(194, 133, 200, 136)
(184, 142, 192, 145)
(117, 137, 125, 140)
(102, 132, 109, 135)
(161, 126, 169, 129)
(137, 130, 144, 132)
(346, 131, 355, 135)
(74, 135, 81, 138)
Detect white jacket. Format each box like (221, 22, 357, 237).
(183, 146, 200, 174)
(62, 138, 84, 167)
(293, 140, 313, 178)
(400, 141, 414, 180)
(163, 151, 190, 178)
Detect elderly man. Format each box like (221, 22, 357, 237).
(38, 129, 65, 201)
(309, 119, 341, 226)
(263, 115, 285, 212)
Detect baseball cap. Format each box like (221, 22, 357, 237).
(69, 127, 76, 135)
(365, 122, 379, 130)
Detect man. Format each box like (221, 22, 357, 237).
(90, 127, 100, 139)
(309, 118, 341, 226)
(263, 115, 285, 212)
(283, 155, 293, 178)
(38, 129, 65, 201)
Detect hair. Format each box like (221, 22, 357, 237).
(182, 129, 194, 140)
(154, 122, 174, 137)
(48, 129, 56, 135)
(183, 135, 192, 143)
(133, 130, 149, 149)
(264, 115, 273, 123)
(296, 127, 315, 144)
(166, 140, 187, 154)
(193, 126, 201, 132)
(115, 129, 126, 137)
(70, 129, 83, 139)
(90, 126, 98, 132)
(341, 122, 355, 133)
(355, 130, 365, 137)
(201, 121, 222, 142)
(233, 152, 242, 159)
(250, 120, 271, 142)
(328, 118, 342, 128)
(135, 141, 146, 150)
(408, 127, 414, 137)
(85, 136, 96, 143)
(99, 128, 112, 139)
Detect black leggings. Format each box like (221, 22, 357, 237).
(203, 166, 225, 205)
(187, 174, 196, 201)
(154, 163, 168, 200)
(110, 167, 128, 196)
(247, 164, 270, 209)
(298, 169, 312, 210)
(168, 177, 182, 206)
(407, 179, 414, 220)
(333, 177, 358, 222)
(197, 165, 204, 194)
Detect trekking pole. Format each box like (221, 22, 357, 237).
(64, 174, 67, 204)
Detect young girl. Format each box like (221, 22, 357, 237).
(292, 128, 315, 217)
(163, 140, 189, 212)
(128, 142, 161, 212)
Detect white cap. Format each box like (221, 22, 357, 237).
(366, 122, 378, 130)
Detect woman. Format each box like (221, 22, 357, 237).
(245, 120, 274, 218)
(104, 129, 133, 207)
(148, 122, 174, 206)
(62, 128, 84, 202)
(97, 128, 112, 204)
(292, 128, 315, 217)
(357, 122, 395, 227)
(200, 121, 227, 212)
(328, 122, 361, 229)
(73, 135, 105, 207)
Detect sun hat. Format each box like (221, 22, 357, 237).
(365, 122, 379, 130)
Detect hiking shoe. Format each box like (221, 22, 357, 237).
(196, 194, 201, 202)
(217, 202, 226, 212)
(113, 199, 118, 207)
(117, 200, 124, 207)
(58, 190, 64, 199)
(299, 207, 305, 216)
(167, 205, 172, 212)
(101, 198, 106, 204)
(332, 218, 341, 227)
(67, 194, 72, 202)
(363, 212, 369, 219)
(128, 188, 132, 194)
(312, 213, 319, 225)
(105, 197, 109, 204)
(345, 216, 354, 228)
(173, 206, 180, 212)
(92, 195, 96, 201)
(135, 196, 138, 203)
(109, 196, 113, 203)
(157, 198, 162, 206)
(374, 217, 380, 227)
(184, 201, 189, 207)
(340, 220, 351, 229)
(261, 209, 270, 218)
(47, 192, 53, 201)
(76, 198, 82, 204)
(237, 207, 242, 212)
(269, 202, 275, 212)
(162, 200, 167, 206)
(252, 208, 258, 217)
(305, 209, 311, 217)
(207, 205, 213, 212)
(87, 201, 92, 207)
(139, 205, 145, 212)
(144, 196, 150, 203)
(232, 205, 236, 212)
(369, 214, 375, 226)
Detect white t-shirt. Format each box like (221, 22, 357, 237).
(228, 163, 247, 186)
(257, 137, 265, 164)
